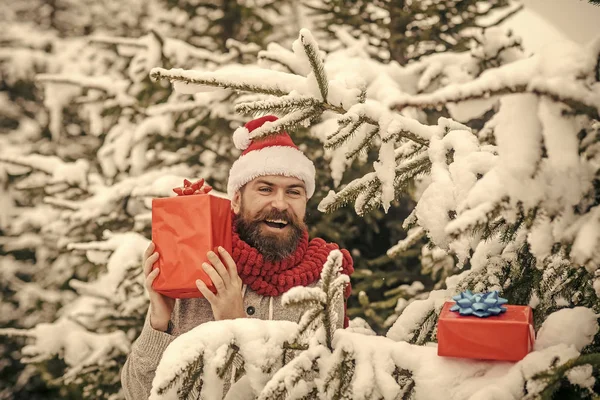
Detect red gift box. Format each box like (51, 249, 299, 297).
(151, 193, 232, 298)
(437, 301, 535, 361)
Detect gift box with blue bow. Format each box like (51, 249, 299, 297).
(437, 290, 535, 361)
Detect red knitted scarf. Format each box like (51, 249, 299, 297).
(231, 225, 354, 328)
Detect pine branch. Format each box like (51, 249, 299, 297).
(409, 309, 437, 345)
(447, 198, 509, 240)
(235, 95, 321, 117)
(258, 349, 322, 400)
(282, 287, 327, 308)
(248, 107, 321, 141)
(176, 355, 205, 399)
(384, 125, 429, 147)
(394, 83, 600, 122)
(42, 197, 80, 210)
(258, 53, 295, 74)
(216, 344, 240, 380)
(295, 307, 324, 342)
(88, 35, 146, 48)
(299, 29, 328, 101)
(393, 152, 431, 188)
(525, 353, 600, 400)
(335, 152, 429, 216)
(258, 41, 311, 76)
(0, 328, 36, 338)
(283, 342, 310, 352)
(478, 3, 525, 29)
(318, 173, 378, 213)
(0, 154, 60, 174)
(387, 227, 426, 258)
(320, 250, 340, 292)
(325, 115, 364, 150)
(150, 67, 292, 97)
(345, 125, 378, 161)
(472, 39, 523, 72)
(35, 74, 126, 94)
(327, 350, 355, 399)
(392, 366, 416, 400)
(321, 250, 344, 350)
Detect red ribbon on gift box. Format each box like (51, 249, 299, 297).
(172, 178, 212, 196)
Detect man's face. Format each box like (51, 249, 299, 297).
(232, 175, 308, 262)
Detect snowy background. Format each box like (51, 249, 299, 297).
(1, 0, 599, 399)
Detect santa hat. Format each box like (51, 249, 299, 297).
(227, 115, 316, 199)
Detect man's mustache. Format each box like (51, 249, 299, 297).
(255, 208, 293, 223)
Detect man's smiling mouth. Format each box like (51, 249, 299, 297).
(263, 219, 289, 229)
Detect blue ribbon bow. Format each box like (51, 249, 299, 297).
(450, 290, 508, 317)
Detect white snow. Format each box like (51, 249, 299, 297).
(534, 307, 599, 352)
(566, 364, 595, 391)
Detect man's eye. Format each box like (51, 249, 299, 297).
(259, 187, 271, 192)
(288, 190, 301, 196)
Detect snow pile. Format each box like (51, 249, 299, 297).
(151, 303, 596, 399)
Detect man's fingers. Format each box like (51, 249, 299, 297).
(144, 252, 159, 277)
(202, 262, 225, 292)
(143, 242, 155, 260)
(206, 251, 230, 287)
(196, 280, 217, 303)
(145, 268, 159, 290)
(218, 247, 239, 283)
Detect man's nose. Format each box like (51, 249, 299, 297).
(270, 191, 288, 210)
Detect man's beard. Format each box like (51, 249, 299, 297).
(235, 205, 306, 263)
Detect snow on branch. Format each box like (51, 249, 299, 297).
(257, 345, 326, 400)
(235, 94, 321, 117)
(150, 66, 305, 97)
(0, 154, 89, 189)
(319, 151, 431, 216)
(42, 165, 191, 229)
(476, 1, 524, 29)
(90, 33, 236, 65)
(392, 43, 600, 121)
(282, 249, 349, 350)
(246, 108, 322, 141)
(36, 74, 129, 95)
(299, 28, 328, 101)
(258, 42, 311, 76)
(387, 227, 426, 258)
(0, 318, 129, 382)
(150, 249, 349, 399)
(149, 320, 298, 400)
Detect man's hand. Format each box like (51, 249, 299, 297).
(143, 242, 176, 332)
(196, 247, 246, 321)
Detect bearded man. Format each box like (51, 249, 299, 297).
(121, 115, 354, 399)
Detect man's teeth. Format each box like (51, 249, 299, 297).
(266, 219, 288, 225)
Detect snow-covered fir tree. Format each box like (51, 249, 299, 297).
(148, 24, 600, 398)
(0, 1, 299, 398)
(302, 0, 525, 332)
(1, 0, 600, 399)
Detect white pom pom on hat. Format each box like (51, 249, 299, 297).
(232, 126, 251, 150)
(228, 115, 316, 199)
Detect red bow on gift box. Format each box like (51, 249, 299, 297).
(172, 179, 212, 196)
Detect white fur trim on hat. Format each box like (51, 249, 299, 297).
(233, 126, 251, 150)
(227, 146, 316, 199)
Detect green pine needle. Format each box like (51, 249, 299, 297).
(235, 95, 320, 116)
(300, 31, 328, 101)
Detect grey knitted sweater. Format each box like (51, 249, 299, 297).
(121, 282, 344, 400)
